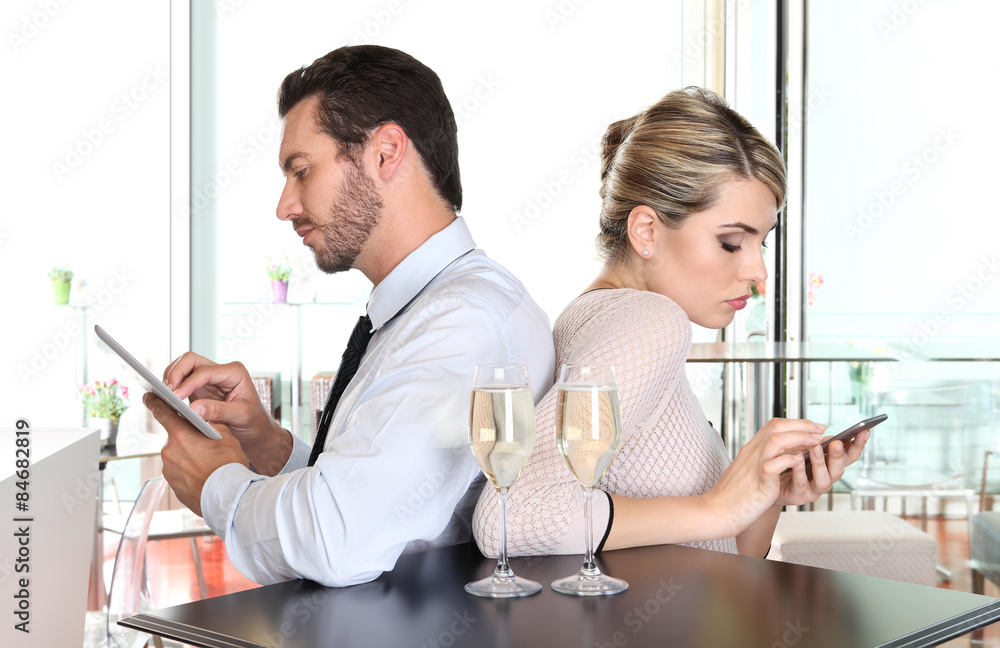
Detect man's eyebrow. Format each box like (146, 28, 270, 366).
(280, 152, 309, 173)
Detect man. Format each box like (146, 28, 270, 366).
(144, 45, 554, 587)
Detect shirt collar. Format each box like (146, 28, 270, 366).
(367, 217, 476, 331)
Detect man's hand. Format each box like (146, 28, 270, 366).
(144, 393, 250, 516)
(160, 352, 291, 475)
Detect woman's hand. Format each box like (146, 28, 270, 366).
(775, 428, 869, 508)
(705, 418, 824, 538)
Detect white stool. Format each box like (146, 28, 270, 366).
(768, 510, 936, 586)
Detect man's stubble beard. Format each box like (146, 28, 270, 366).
(312, 161, 385, 274)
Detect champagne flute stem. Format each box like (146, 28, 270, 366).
(496, 487, 512, 577)
(582, 485, 597, 572)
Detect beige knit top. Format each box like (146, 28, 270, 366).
(472, 289, 738, 557)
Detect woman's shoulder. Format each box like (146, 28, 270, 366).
(554, 289, 692, 361)
(557, 288, 690, 330)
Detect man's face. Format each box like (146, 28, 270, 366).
(276, 95, 383, 274)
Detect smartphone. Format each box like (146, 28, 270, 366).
(802, 413, 887, 475)
(94, 325, 223, 440)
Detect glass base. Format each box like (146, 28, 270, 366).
(551, 567, 628, 596)
(465, 570, 542, 598)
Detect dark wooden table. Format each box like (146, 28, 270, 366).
(121, 541, 1000, 647)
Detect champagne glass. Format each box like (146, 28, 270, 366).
(551, 363, 628, 596)
(465, 364, 542, 598)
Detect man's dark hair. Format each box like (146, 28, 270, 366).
(278, 45, 462, 211)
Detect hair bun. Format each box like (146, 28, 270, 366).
(600, 115, 640, 182)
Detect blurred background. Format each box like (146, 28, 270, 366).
(1, 0, 998, 507)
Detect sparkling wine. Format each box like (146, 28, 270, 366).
(555, 383, 623, 487)
(469, 386, 536, 489)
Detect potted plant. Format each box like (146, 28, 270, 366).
(267, 256, 292, 303)
(80, 379, 130, 449)
(48, 265, 74, 305)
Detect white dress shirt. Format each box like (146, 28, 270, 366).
(201, 217, 555, 586)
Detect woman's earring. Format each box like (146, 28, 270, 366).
(642, 250, 650, 256)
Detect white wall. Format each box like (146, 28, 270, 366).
(0, 1, 172, 430)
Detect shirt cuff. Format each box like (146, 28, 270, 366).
(280, 434, 312, 474)
(200, 462, 263, 542)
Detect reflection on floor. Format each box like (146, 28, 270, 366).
(105, 515, 1000, 647)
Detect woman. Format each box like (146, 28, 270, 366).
(473, 87, 868, 558)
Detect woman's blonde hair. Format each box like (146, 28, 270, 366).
(597, 87, 786, 266)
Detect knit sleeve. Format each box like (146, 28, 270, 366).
(472, 290, 692, 557)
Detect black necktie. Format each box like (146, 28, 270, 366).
(308, 314, 374, 466)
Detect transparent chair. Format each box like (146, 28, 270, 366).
(84, 477, 169, 648)
(103, 500, 215, 600)
(850, 384, 976, 528)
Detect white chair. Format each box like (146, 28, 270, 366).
(84, 477, 169, 648)
(768, 510, 937, 586)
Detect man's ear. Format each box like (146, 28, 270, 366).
(626, 205, 659, 259)
(369, 123, 408, 181)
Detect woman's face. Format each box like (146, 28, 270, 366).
(643, 178, 777, 329)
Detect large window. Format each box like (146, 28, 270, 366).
(1, 1, 175, 432)
(803, 0, 1000, 492)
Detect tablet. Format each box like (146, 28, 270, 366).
(94, 325, 222, 440)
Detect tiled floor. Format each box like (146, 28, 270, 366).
(107, 514, 1000, 647)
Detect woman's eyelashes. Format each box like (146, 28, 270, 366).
(719, 236, 744, 253)
(719, 238, 768, 253)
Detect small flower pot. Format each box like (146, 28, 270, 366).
(90, 417, 120, 450)
(271, 280, 289, 303)
(52, 280, 71, 305)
